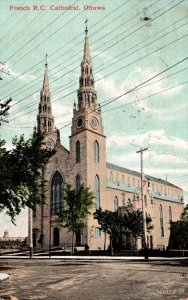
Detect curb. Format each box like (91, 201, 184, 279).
(0, 273, 9, 281)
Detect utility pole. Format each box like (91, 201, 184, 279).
(28, 207, 33, 258)
(136, 147, 148, 260)
(0, 97, 12, 125)
(0, 61, 11, 124)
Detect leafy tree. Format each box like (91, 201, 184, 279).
(122, 210, 154, 248)
(0, 133, 53, 222)
(94, 208, 121, 254)
(122, 210, 143, 238)
(170, 205, 188, 249)
(94, 208, 154, 252)
(146, 215, 154, 234)
(57, 184, 94, 254)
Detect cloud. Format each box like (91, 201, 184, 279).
(107, 130, 188, 150)
(96, 66, 184, 114)
(5, 63, 36, 82)
(93, 50, 115, 62)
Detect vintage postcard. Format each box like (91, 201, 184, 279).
(0, 0, 188, 299)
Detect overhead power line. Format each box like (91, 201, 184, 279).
(0, 0, 176, 95)
(0, 0, 133, 95)
(4, 0, 80, 64)
(9, 30, 188, 120)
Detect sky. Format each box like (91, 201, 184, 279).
(0, 0, 188, 236)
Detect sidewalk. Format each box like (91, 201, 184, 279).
(0, 254, 188, 261)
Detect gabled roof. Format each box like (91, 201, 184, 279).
(106, 162, 182, 190)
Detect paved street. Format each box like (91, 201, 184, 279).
(0, 258, 188, 300)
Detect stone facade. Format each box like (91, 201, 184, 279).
(31, 27, 184, 251)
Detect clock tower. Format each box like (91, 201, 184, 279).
(71, 23, 104, 137)
(69, 23, 107, 247)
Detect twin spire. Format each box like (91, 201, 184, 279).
(43, 54, 50, 93)
(83, 19, 92, 65)
(77, 20, 97, 110)
(37, 21, 98, 134)
(36, 54, 55, 134)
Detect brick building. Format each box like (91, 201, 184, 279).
(31, 26, 184, 251)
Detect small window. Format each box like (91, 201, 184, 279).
(95, 227, 101, 237)
(127, 198, 131, 206)
(160, 186, 163, 195)
(76, 140, 80, 163)
(122, 175, 125, 185)
(110, 172, 114, 182)
(114, 196, 119, 211)
(95, 175, 100, 209)
(169, 206, 172, 223)
(128, 177, 130, 187)
(94, 140, 99, 163)
(116, 174, 119, 185)
(144, 195, 147, 208)
(160, 205, 164, 238)
(76, 174, 81, 191)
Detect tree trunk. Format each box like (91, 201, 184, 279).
(104, 232, 106, 251)
(71, 231, 75, 255)
(110, 236, 114, 256)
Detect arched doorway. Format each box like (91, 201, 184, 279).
(53, 227, 60, 247)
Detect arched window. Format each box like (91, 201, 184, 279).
(110, 172, 114, 182)
(169, 206, 172, 223)
(51, 172, 64, 215)
(159, 205, 164, 237)
(144, 195, 147, 208)
(95, 175, 100, 209)
(76, 174, 81, 191)
(76, 140, 80, 163)
(127, 198, 131, 206)
(114, 196, 119, 211)
(94, 140, 99, 163)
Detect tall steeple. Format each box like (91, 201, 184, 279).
(42, 54, 50, 93)
(77, 20, 97, 110)
(36, 55, 55, 134)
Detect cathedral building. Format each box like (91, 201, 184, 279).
(32, 26, 184, 251)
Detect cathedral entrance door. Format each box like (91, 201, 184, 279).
(53, 227, 60, 247)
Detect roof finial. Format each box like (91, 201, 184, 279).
(85, 18, 88, 33)
(45, 53, 48, 66)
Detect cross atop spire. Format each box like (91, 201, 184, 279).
(83, 19, 92, 65)
(43, 54, 49, 92)
(85, 18, 88, 33)
(45, 53, 48, 66)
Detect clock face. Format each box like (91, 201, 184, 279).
(77, 117, 84, 128)
(91, 117, 99, 129)
(47, 138, 55, 149)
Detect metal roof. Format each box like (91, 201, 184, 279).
(106, 162, 182, 190)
